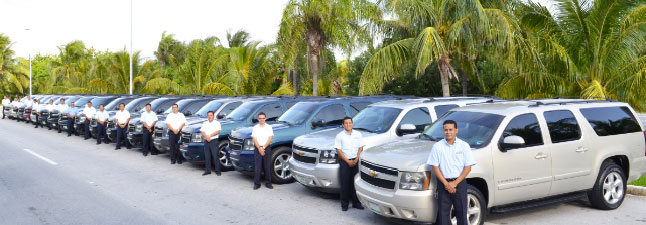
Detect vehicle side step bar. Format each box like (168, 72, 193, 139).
(490, 191, 588, 214)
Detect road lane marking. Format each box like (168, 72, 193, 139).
(22, 149, 58, 165)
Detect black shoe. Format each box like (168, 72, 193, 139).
(202, 172, 211, 176)
(177, 161, 183, 164)
(96, 143, 101, 145)
(84, 138, 89, 140)
(171, 161, 176, 164)
(215, 172, 221, 176)
(342, 206, 348, 211)
(67, 134, 71, 137)
(353, 204, 364, 210)
(253, 184, 261, 190)
(265, 183, 273, 189)
(126, 147, 131, 149)
(151, 152, 158, 155)
(115, 148, 120, 150)
(143, 153, 148, 157)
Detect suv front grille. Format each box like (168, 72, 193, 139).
(293, 144, 318, 153)
(181, 131, 191, 144)
(229, 136, 243, 151)
(292, 153, 316, 164)
(360, 160, 398, 190)
(155, 129, 163, 137)
(128, 124, 135, 132)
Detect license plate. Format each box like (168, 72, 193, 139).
(369, 202, 381, 213)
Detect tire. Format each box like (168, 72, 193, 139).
(218, 142, 233, 171)
(270, 146, 294, 184)
(449, 184, 486, 225)
(588, 160, 626, 210)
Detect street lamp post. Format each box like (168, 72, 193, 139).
(129, 0, 133, 95)
(25, 28, 32, 97)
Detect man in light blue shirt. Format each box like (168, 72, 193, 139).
(427, 120, 475, 225)
(334, 116, 366, 211)
(66, 102, 80, 137)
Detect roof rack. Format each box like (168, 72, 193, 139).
(528, 98, 617, 108)
(424, 96, 499, 103)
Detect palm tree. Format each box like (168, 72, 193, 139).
(499, 0, 646, 110)
(359, 0, 526, 96)
(279, 0, 382, 96)
(0, 34, 29, 96)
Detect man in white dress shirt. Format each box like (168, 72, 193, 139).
(56, 99, 68, 133)
(334, 116, 365, 211)
(115, 103, 131, 150)
(141, 103, 158, 156)
(95, 104, 110, 145)
(83, 102, 96, 140)
(46, 99, 55, 130)
(252, 112, 274, 190)
(33, 99, 43, 128)
(165, 104, 187, 164)
(1, 96, 10, 119)
(200, 111, 222, 176)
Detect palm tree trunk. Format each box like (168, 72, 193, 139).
(311, 53, 319, 96)
(461, 69, 468, 96)
(437, 53, 457, 97)
(292, 67, 299, 96)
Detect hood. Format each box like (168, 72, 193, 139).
(361, 138, 436, 172)
(293, 128, 382, 150)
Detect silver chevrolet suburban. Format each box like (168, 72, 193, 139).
(289, 97, 495, 193)
(356, 99, 646, 225)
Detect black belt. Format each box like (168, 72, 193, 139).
(445, 178, 458, 181)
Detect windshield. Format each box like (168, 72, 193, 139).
(125, 97, 154, 112)
(90, 97, 116, 109)
(106, 97, 137, 111)
(277, 102, 319, 125)
(226, 102, 262, 121)
(139, 98, 175, 113)
(353, 106, 402, 133)
(162, 99, 204, 114)
(196, 101, 224, 117)
(73, 97, 93, 108)
(63, 96, 81, 105)
(422, 111, 504, 149)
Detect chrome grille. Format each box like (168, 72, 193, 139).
(128, 124, 135, 132)
(228, 136, 243, 151)
(359, 160, 398, 190)
(181, 131, 191, 144)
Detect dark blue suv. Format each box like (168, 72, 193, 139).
(227, 96, 404, 184)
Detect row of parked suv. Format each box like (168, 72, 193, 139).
(5, 94, 646, 225)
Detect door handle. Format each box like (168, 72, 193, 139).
(535, 153, 548, 159)
(575, 147, 589, 153)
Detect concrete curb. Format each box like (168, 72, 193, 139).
(627, 185, 646, 196)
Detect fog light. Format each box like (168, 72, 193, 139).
(401, 209, 416, 219)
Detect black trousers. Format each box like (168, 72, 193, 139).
(143, 128, 153, 154)
(204, 139, 221, 173)
(339, 159, 361, 207)
(436, 179, 468, 225)
(254, 147, 272, 185)
(168, 130, 181, 163)
(116, 124, 130, 149)
(96, 123, 109, 144)
(35, 114, 42, 128)
(84, 120, 90, 139)
(67, 118, 75, 135)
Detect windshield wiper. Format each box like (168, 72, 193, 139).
(421, 133, 437, 141)
(354, 127, 374, 133)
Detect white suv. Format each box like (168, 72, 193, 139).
(356, 99, 646, 224)
(289, 97, 495, 192)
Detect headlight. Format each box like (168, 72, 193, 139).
(399, 172, 430, 191)
(319, 150, 338, 164)
(162, 128, 168, 137)
(79, 117, 86, 123)
(135, 125, 143, 132)
(191, 133, 203, 143)
(243, 139, 255, 151)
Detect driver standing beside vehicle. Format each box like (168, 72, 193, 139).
(334, 116, 365, 211)
(427, 120, 475, 225)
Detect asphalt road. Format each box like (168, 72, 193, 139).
(1, 118, 645, 225)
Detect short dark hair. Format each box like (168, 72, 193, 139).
(172, 104, 178, 107)
(99, 104, 104, 108)
(119, 103, 125, 107)
(60, 99, 65, 102)
(145, 103, 151, 107)
(258, 112, 266, 118)
(443, 120, 458, 129)
(207, 111, 214, 116)
(343, 117, 353, 122)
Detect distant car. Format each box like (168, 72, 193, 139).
(356, 99, 646, 224)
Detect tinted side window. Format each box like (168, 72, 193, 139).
(184, 102, 205, 116)
(501, 113, 543, 147)
(349, 102, 372, 116)
(580, 107, 641, 136)
(544, 110, 581, 143)
(434, 104, 459, 118)
(399, 107, 431, 132)
(258, 103, 282, 121)
(286, 101, 298, 109)
(156, 101, 175, 113)
(220, 102, 241, 115)
(314, 104, 347, 126)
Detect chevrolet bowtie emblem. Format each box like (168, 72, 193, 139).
(369, 170, 378, 177)
(298, 151, 304, 156)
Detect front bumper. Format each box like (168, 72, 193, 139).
(355, 176, 437, 223)
(108, 128, 118, 141)
(153, 136, 170, 152)
(229, 147, 255, 173)
(127, 132, 143, 147)
(289, 158, 340, 193)
(180, 142, 206, 162)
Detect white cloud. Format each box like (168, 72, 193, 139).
(1, 0, 289, 59)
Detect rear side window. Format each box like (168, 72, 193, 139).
(220, 102, 241, 115)
(501, 113, 543, 147)
(349, 102, 372, 116)
(544, 110, 581, 143)
(258, 103, 282, 121)
(434, 104, 459, 118)
(398, 107, 431, 132)
(580, 107, 641, 136)
(314, 104, 347, 126)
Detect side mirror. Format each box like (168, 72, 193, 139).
(397, 123, 417, 136)
(311, 119, 325, 128)
(185, 111, 192, 116)
(252, 118, 258, 123)
(500, 135, 525, 152)
(217, 113, 226, 119)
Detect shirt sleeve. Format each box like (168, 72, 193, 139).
(333, 133, 342, 150)
(427, 145, 440, 166)
(251, 126, 257, 138)
(152, 113, 158, 121)
(215, 122, 221, 131)
(357, 132, 366, 147)
(267, 126, 274, 137)
(462, 142, 476, 166)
